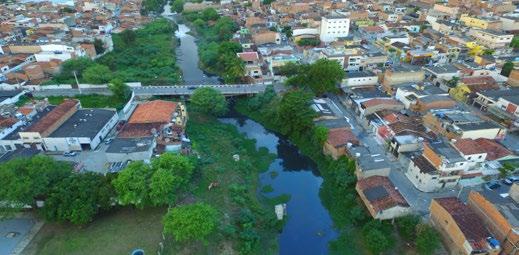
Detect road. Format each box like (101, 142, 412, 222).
(323, 93, 475, 214)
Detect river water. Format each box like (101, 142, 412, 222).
(221, 117, 338, 255)
(163, 3, 338, 253)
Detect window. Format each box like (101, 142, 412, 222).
(478, 155, 483, 159)
(467, 156, 472, 160)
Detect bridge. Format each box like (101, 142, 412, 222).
(32, 83, 283, 98)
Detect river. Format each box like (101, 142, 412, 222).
(163, 3, 338, 253)
(221, 117, 338, 255)
(162, 3, 221, 85)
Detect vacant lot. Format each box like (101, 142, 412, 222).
(22, 207, 165, 255)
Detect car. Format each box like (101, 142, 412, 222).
(485, 181, 501, 190)
(187, 86, 197, 90)
(104, 138, 113, 144)
(63, 151, 77, 157)
(503, 176, 519, 185)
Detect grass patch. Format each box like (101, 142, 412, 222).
(261, 185, 274, 193)
(162, 112, 281, 255)
(36, 94, 127, 110)
(23, 207, 165, 255)
(269, 171, 279, 179)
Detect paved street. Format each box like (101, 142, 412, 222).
(322, 93, 477, 215)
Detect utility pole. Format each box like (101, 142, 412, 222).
(73, 70, 82, 94)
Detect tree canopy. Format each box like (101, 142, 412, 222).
(163, 203, 218, 243)
(83, 64, 112, 84)
(362, 220, 395, 254)
(416, 224, 440, 255)
(191, 87, 228, 116)
(285, 59, 344, 95)
(277, 89, 316, 135)
(108, 78, 131, 102)
(171, 0, 184, 13)
(501, 62, 514, 77)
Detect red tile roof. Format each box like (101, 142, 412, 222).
(357, 176, 409, 212)
(128, 100, 177, 124)
(26, 99, 79, 133)
(326, 128, 359, 147)
(474, 138, 512, 161)
(118, 123, 163, 138)
(0, 117, 17, 128)
(434, 197, 491, 251)
(237, 52, 259, 62)
(453, 139, 487, 156)
(361, 98, 402, 109)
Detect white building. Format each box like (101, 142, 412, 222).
(319, 14, 350, 43)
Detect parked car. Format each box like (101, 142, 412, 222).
(503, 176, 519, 185)
(104, 138, 113, 144)
(63, 151, 77, 157)
(187, 86, 197, 90)
(485, 181, 501, 190)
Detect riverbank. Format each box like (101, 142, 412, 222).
(234, 92, 414, 254)
(162, 112, 284, 255)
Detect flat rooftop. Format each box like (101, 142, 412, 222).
(48, 109, 116, 139)
(106, 137, 154, 154)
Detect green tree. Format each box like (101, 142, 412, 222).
(313, 126, 329, 145)
(0, 156, 72, 217)
(511, 35, 519, 50)
(93, 38, 105, 54)
(277, 89, 316, 135)
(171, 0, 184, 13)
(286, 59, 344, 95)
(163, 203, 218, 242)
(55, 57, 95, 83)
(415, 224, 440, 255)
(499, 162, 516, 178)
(222, 55, 245, 83)
(296, 38, 320, 47)
(277, 62, 301, 77)
(149, 153, 195, 206)
(362, 220, 395, 254)
(282, 26, 292, 38)
(83, 64, 112, 84)
(120, 29, 137, 46)
(112, 161, 153, 208)
(42, 173, 113, 224)
(482, 49, 495, 56)
(396, 214, 420, 241)
(201, 8, 218, 21)
(502, 62, 514, 77)
(108, 78, 131, 101)
(191, 87, 228, 116)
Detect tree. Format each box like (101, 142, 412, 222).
(201, 8, 218, 21)
(171, 0, 184, 13)
(396, 214, 420, 241)
(108, 78, 131, 101)
(501, 62, 514, 77)
(277, 62, 301, 77)
(362, 220, 395, 254)
(499, 162, 516, 178)
(286, 59, 344, 95)
(511, 35, 519, 50)
(296, 38, 320, 47)
(42, 173, 113, 224)
(163, 203, 218, 242)
(191, 87, 228, 116)
(0, 156, 72, 217)
(56, 57, 95, 82)
(120, 29, 137, 46)
(482, 49, 495, 56)
(415, 224, 440, 255)
(282, 26, 292, 38)
(313, 126, 329, 145)
(83, 64, 112, 84)
(112, 161, 153, 208)
(93, 38, 105, 55)
(222, 55, 245, 83)
(149, 153, 195, 206)
(277, 89, 316, 135)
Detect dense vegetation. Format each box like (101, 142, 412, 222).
(236, 86, 441, 254)
(141, 0, 167, 15)
(190, 87, 228, 116)
(183, 9, 245, 83)
(296, 38, 321, 47)
(50, 19, 180, 85)
(281, 59, 344, 95)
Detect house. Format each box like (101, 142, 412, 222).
(357, 98, 404, 119)
(388, 134, 423, 157)
(18, 99, 80, 150)
(108, 100, 187, 162)
(467, 191, 519, 255)
(395, 84, 448, 109)
(356, 176, 411, 220)
(341, 71, 378, 88)
(319, 13, 350, 43)
(350, 146, 391, 178)
(252, 31, 280, 45)
(469, 29, 513, 49)
(237, 52, 262, 81)
(430, 197, 501, 255)
(411, 95, 457, 113)
(382, 65, 425, 93)
(43, 108, 118, 152)
(323, 127, 359, 159)
(406, 141, 468, 192)
(460, 14, 502, 30)
(423, 110, 506, 140)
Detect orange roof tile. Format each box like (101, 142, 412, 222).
(128, 100, 177, 124)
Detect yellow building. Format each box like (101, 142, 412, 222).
(460, 14, 502, 30)
(449, 83, 470, 103)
